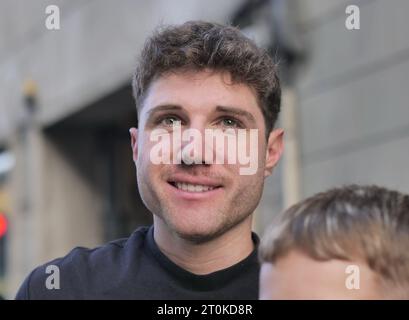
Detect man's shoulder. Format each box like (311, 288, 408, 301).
(15, 226, 151, 299)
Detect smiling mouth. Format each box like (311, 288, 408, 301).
(168, 181, 222, 193)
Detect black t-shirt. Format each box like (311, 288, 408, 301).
(15, 226, 260, 299)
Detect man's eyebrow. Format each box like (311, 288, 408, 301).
(147, 104, 183, 116)
(215, 106, 256, 124)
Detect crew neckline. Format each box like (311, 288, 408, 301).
(145, 225, 260, 291)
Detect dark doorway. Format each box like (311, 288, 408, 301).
(45, 83, 152, 241)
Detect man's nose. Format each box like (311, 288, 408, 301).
(179, 123, 213, 166)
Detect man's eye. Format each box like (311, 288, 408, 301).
(220, 118, 241, 128)
(160, 116, 181, 127)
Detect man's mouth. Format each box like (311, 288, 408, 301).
(168, 182, 220, 193)
(167, 175, 223, 194)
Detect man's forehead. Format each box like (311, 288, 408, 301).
(141, 70, 260, 117)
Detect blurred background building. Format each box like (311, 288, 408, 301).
(0, 0, 408, 298)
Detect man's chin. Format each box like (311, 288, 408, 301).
(156, 206, 251, 244)
(163, 219, 225, 244)
(169, 219, 239, 244)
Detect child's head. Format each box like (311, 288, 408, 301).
(259, 185, 409, 299)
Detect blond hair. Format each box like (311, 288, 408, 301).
(260, 185, 409, 298)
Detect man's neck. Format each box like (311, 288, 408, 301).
(153, 217, 254, 275)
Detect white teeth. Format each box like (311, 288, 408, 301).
(174, 182, 215, 192)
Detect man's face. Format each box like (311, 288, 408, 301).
(130, 69, 283, 242)
(259, 250, 382, 299)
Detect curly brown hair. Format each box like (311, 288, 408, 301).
(132, 20, 281, 136)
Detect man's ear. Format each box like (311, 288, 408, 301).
(129, 128, 138, 163)
(264, 128, 284, 177)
